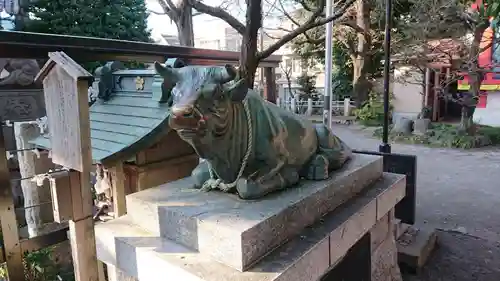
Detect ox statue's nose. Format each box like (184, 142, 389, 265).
(171, 105, 194, 118)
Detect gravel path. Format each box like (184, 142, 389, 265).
(332, 125, 500, 242)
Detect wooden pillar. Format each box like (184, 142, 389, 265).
(264, 67, 277, 104)
(424, 68, 431, 109)
(110, 162, 126, 217)
(433, 70, 440, 121)
(67, 80, 98, 281)
(445, 67, 451, 117)
(0, 123, 24, 281)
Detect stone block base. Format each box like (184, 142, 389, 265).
(125, 154, 382, 271)
(96, 173, 406, 281)
(371, 211, 403, 281)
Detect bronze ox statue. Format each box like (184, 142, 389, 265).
(154, 62, 352, 200)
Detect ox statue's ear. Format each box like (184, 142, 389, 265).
(225, 79, 248, 102)
(217, 64, 238, 84)
(154, 61, 179, 82)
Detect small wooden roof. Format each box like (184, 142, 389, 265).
(35, 51, 93, 83)
(29, 68, 172, 165)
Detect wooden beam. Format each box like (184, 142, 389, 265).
(0, 31, 281, 67)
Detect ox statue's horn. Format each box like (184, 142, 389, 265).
(218, 64, 238, 84)
(154, 61, 179, 81)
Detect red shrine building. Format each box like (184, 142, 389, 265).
(458, 0, 500, 127)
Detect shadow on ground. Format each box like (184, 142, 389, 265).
(403, 230, 500, 281)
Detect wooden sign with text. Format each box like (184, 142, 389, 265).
(35, 52, 92, 172)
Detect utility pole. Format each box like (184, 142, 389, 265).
(323, 0, 334, 129)
(379, 0, 392, 153)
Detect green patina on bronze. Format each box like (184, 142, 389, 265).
(154, 62, 353, 200)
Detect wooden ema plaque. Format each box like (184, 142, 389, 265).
(36, 52, 92, 172)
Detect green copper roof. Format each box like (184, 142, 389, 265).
(29, 67, 172, 165)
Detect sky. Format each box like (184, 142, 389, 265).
(145, 0, 285, 41)
(1, 1, 282, 41)
(146, 0, 243, 41)
(0, 1, 234, 38)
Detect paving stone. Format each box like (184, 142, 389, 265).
(397, 225, 438, 271)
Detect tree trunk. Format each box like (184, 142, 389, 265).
(352, 59, 370, 106)
(175, 3, 194, 47)
(461, 22, 488, 132)
(14, 0, 28, 31)
(239, 0, 262, 88)
(352, 0, 371, 107)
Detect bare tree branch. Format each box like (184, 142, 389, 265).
(258, 0, 357, 60)
(190, 0, 246, 34)
(157, 0, 178, 20)
(148, 9, 166, 15)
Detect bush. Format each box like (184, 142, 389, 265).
(477, 125, 500, 144)
(373, 123, 500, 149)
(0, 246, 74, 281)
(354, 91, 393, 126)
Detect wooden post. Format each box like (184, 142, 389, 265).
(36, 51, 98, 281)
(445, 67, 451, 117)
(109, 162, 126, 217)
(0, 121, 24, 281)
(433, 70, 440, 121)
(424, 68, 431, 109)
(49, 171, 73, 223)
(264, 67, 277, 103)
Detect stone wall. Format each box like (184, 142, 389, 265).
(371, 210, 403, 281)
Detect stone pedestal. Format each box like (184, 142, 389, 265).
(371, 210, 403, 281)
(96, 154, 406, 281)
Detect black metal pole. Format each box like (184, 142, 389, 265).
(379, 0, 392, 153)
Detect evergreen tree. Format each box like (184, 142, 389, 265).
(24, 0, 152, 70)
(296, 73, 317, 101)
(24, 0, 152, 43)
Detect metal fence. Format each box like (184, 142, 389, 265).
(278, 97, 356, 117)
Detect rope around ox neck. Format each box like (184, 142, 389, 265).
(203, 98, 253, 192)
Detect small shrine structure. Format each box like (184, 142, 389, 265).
(29, 58, 198, 217)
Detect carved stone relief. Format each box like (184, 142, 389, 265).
(0, 90, 45, 121)
(0, 58, 40, 86)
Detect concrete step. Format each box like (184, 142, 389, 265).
(96, 172, 406, 281)
(124, 154, 383, 271)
